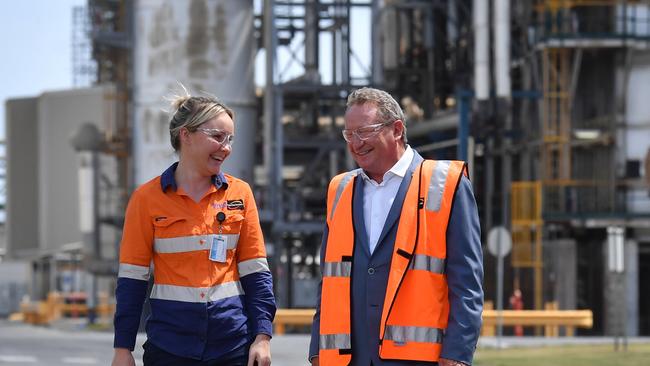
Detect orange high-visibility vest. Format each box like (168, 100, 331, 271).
(318, 160, 467, 365)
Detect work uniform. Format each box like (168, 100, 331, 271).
(310, 149, 483, 365)
(114, 163, 276, 362)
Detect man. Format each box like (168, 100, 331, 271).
(309, 88, 483, 366)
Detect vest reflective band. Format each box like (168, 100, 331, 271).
(319, 160, 467, 364)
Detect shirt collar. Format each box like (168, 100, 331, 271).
(160, 162, 229, 192)
(360, 145, 414, 183)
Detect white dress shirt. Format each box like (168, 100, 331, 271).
(359, 145, 414, 254)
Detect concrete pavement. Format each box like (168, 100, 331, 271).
(0, 319, 312, 365)
(2, 319, 649, 365)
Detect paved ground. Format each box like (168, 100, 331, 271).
(1, 319, 649, 365)
(0, 320, 311, 365)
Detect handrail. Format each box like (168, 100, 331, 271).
(272, 308, 594, 335)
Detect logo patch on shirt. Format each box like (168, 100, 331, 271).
(227, 199, 244, 210)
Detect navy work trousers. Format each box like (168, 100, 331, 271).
(143, 341, 250, 366)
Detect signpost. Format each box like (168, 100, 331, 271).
(487, 226, 512, 347)
(607, 226, 627, 351)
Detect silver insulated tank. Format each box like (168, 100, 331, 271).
(133, 0, 256, 184)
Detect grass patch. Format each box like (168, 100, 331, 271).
(474, 343, 650, 366)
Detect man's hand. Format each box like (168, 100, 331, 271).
(439, 358, 467, 366)
(248, 334, 272, 366)
(111, 348, 135, 366)
(310, 356, 319, 366)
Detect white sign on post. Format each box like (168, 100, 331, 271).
(487, 226, 512, 258)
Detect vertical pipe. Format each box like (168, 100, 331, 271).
(473, 0, 490, 101)
(467, 136, 475, 181)
(371, 0, 384, 86)
(264, 0, 277, 217)
(494, 3, 512, 321)
(494, 0, 511, 98)
(625, 239, 638, 337)
(274, 92, 284, 223)
(496, 231, 504, 346)
(458, 92, 469, 161)
(343, 1, 351, 85)
(263, 0, 287, 307)
(485, 138, 494, 231)
(305, 0, 319, 82)
(424, 5, 435, 118)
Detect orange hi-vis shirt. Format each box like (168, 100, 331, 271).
(114, 163, 276, 360)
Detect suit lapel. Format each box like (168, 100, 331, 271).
(372, 151, 424, 255)
(352, 174, 371, 257)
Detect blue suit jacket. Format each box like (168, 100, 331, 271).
(310, 151, 483, 366)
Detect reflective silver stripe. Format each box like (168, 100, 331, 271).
(426, 161, 451, 212)
(154, 234, 239, 253)
(150, 281, 244, 303)
(118, 263, 150, 281)
(384, 325, 444, 344)
(409, 254, 445, 275)
(329, 169, 360, 221)
(322, 262, 352, 277)
(319, 333, 351, 350)
(238, 258, 270, 277)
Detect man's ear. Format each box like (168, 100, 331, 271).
(393, 120, 405, 140)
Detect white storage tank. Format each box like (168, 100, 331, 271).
(133, 0, 257, 184)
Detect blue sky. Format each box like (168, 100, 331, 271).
(0, 0, 86, 142)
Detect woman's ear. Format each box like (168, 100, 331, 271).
(179, 127, 192, 147)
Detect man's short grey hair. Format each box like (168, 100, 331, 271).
(346, 87, 408, 144)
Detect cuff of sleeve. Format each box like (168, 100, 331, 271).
(440, 345, 475, 366)
(113, 331, 137, 351)
(254, 319, 274, 338)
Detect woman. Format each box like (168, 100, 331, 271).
(112, 94, 276, 366)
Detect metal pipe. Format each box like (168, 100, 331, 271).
(473, 0, 490, 100)
(494, 1, 512, 340)
(304, 0, 319, 82)
(494, 0, 511, 98)
(371, 0, 384, 86)
(408, 112, 459, 138)
(264, 0, 277, 216)
(458, 95, 470, 161)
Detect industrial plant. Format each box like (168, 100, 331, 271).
(2, 0, 650, 337)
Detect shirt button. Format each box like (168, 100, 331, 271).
(368, 267, 375, 275)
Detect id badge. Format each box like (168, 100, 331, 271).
(209, 235, 227, 262)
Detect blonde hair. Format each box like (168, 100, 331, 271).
(168, 93, 234, 151)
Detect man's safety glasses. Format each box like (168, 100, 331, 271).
(341, 121, 394, 143)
